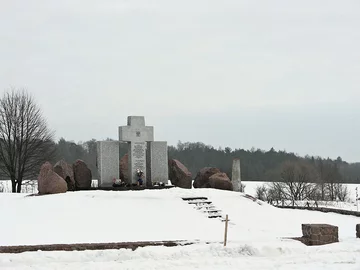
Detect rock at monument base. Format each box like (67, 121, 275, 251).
(209, 172, 233, 191)
(54, 160, 75, 191)
(193, 167, 221, 188)
(38, 162, 68, 195)
(120, 154, 129, 183)
(73, 159, 92, 190)
(168, 159, 192, 189)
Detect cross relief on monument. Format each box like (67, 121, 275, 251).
(119, 116, 154, 143)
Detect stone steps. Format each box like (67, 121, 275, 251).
(181, 197, 231, 222)
(182, 197, 208, 201)
(203, 210, 220, 213)
(208, 214, 223, 218)
(194, 205, 216, 211)
(188, 201, 212, 205)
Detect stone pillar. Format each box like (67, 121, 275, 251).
(231, 158, 241, 192)
(147, 141, 168, 185)
(97, 141, 119, 187)
(129, 141, 147, 185)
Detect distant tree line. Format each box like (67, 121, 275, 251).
(2, 135, 360, 185)
(40, 139, 360, 184)
(169, 141, 360, 184)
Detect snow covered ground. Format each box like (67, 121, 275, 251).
(1, 241, 359, 270)
(0, 188, 360, 269)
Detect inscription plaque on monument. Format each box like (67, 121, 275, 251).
(133, 142, 145, 170)
(130, 141, 147, 182)
(133, 143, 145, 159)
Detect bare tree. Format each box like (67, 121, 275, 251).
(334, 183, 349, 202)
(0, 89, 56, 193)
(315, 158, 346, 201)
(267, 181, 285, 201)
(317, 159, 326, 200)
(267, 160, 319, 201)
(255, 184, 268, 201)
(325, 162, 342, 201)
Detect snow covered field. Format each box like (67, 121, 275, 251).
(0, 188, 360, 269)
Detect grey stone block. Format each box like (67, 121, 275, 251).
(147, 141, 168, 184)
(97, 141, 119, 187)
(127, 116, 145, 126)
(301, 224, 339, 246)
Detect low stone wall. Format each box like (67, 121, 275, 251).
(300, 224, 338, 246)
(275, 205, 360, 217)
(356, 224, 360, 238)
(0, 240, 195, 254)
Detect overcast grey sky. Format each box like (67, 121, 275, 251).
(0, 1, 359, 162)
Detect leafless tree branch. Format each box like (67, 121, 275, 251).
(0, 89, 56, 192)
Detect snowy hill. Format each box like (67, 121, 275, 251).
(1, 188, 360, 269)
(0, 188, 359, 245)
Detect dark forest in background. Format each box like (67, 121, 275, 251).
(34, 138, 360, 183)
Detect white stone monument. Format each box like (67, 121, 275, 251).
(118, 116, 168, 186)
(231, 158, 242, 192)
(118, 116, 153, 185)
(97, 116, 168, 187)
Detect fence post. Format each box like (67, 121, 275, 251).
(356, 187, 358, 212)
(224, 214, 229, 247)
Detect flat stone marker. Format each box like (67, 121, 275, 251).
(301, 224, 339, 246)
